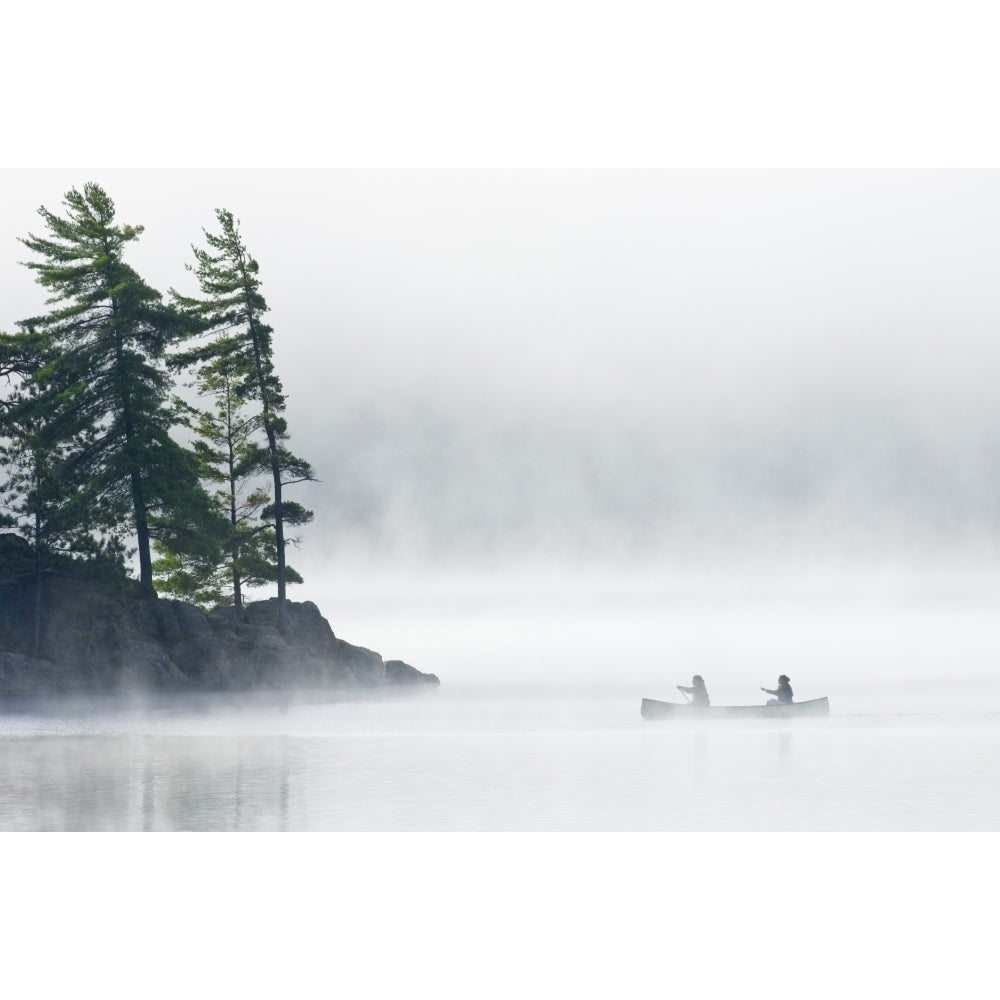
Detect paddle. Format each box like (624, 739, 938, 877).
(677, 686, 691, 702)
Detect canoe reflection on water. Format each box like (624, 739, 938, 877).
(641, 696, 830, 720)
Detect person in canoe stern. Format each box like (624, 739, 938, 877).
(761, 675, 794, 705)
(677, 675, 710, 706)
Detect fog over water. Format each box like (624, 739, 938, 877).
(3, 682, 1000, 833)
(5, 142, 1000, 1000)
(3, 169, 1000, 846)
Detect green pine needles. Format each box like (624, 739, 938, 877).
(0, 183, 316, 620)
(169, 208, 315, 620)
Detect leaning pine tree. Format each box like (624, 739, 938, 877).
(16, 183, 227, 599)
(171, 209, 315, 628)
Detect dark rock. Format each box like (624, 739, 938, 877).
(385, 659, 440, 685)
(0, 571, 440, 695)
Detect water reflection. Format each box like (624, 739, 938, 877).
(2, 691, 1000, 830)
(0, 735, 293, 832)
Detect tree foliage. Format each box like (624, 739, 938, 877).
(154, 358, 300, 608)
(0, 185, 316, 621)
(170, 209, 315, 623)
(5, 183, 227, 598)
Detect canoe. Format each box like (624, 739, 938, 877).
(641, 696, 830, 720)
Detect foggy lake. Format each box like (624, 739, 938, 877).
(8, 35, 1000, 1000)
(4, 571, 998, 832)
(10, 7, 1000, 992)
(3, 172, 1000, 842)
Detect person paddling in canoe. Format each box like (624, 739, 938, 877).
(677, 675, 710, 707)
(761, 674, 793, 705)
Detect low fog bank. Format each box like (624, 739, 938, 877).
(0, 684, 440, 739)
(300, 350, 1000, 574)
(293, 565, 1000, 708)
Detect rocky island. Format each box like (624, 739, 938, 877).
(0, 184, 443, 699)
(0, 538, 438, 696)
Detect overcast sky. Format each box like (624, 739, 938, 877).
(3, 169, 1000, 583)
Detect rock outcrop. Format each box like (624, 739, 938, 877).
(0, 567, 439, 695)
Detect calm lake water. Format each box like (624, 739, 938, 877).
(2, 682, 998, 831)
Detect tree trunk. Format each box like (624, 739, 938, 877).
(132, 469, 156, 599)
(32, 508, 42, 658)
(269, 444, 290, 633)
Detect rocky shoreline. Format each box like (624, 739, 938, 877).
(0, 569, 438, 696)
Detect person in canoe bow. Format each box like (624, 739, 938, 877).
(677, 675, 710, 706)
(761, 675, 793, 705)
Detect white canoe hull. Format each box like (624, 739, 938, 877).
(641, 696, 830, 720)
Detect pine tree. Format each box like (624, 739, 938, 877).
(155, 356, 303, 608)
(172, 209, 315, 626)
(16, 182, 226, 599)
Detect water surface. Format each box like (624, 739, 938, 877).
(3, 684, 997, 831)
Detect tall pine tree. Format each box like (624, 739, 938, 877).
(16, 182, 225, 599)
(172, 209, 314, 626)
